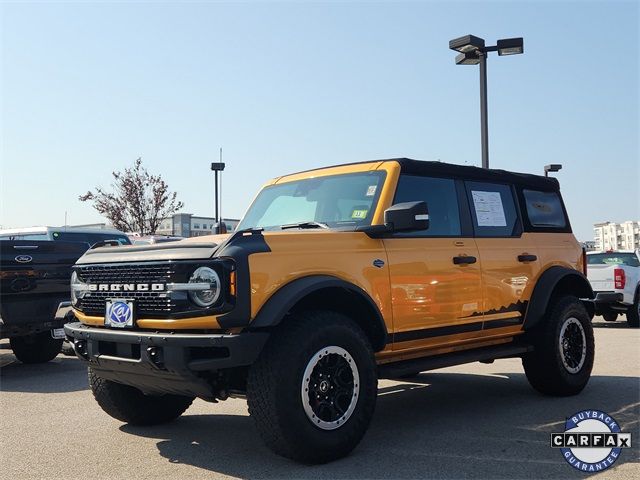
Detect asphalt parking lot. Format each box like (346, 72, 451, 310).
(1, 316, 638, 480)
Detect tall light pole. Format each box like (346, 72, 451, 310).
(449, 35, 524, 169)
(211, 148, 225, 232)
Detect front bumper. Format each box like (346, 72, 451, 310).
(1, 301, 74, 339)
(64, 322, 268, 399)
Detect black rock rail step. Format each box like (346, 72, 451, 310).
(378, 343, 532, 379)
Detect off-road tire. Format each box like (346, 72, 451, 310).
(89, 368, 194, 425)
(522, 296, 594, 396)
(247, 311, 377, 464)
(10, 332, 63, 364)
(602, 313, 618, 322)
(626, 293, 639, 328)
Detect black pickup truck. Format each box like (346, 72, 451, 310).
(0, 240, 89, 363)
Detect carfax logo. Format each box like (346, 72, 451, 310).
(551, 409, 631, 472)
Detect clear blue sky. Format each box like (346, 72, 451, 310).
(1, 1, 638, 241)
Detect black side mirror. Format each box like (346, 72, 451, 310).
(384, 201, 429, 232)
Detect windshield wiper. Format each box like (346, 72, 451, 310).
(280, 221, 329, 230)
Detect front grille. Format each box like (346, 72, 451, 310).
(77, 264, 173, 284)
(76, 263, 174, 317)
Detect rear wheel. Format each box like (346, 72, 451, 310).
(602, 313, 618, 322)
(522, 296, 594, 396)
(627, 295, 639, 328)
(89, 368, 194, 425)
(247, 311, 377, 464)
(10, 332, 63, 364)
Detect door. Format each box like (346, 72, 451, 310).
(383, 175, 483, 352)
(464, 181, 541, 331)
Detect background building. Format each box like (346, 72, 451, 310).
(593, 221, 640, 251)
(155, 213, 240, 238)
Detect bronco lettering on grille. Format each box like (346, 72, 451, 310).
(88, 283, 166, 292)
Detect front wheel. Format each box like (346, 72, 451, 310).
(10, 332, 63, 364)
(522, 296, 594, 396)
(247, 311, 377, 464)
(89, 368, 194, 425)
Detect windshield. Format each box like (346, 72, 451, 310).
(587, 253, 640, 267)
(237, 171, 386, 231)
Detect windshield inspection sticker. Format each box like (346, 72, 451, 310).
(351, 209, 368, 219)
(551, 409, 632, 472)
(365, 185, 377, 197)
(471, 190, 507, 227)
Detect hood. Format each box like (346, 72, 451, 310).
(76, 237, 224, 264)
(181, 234, 231, 244)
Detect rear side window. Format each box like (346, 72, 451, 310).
(393, 175, 461, 236)
(522, 190, 567, 228)
(465, 181, 520, 237)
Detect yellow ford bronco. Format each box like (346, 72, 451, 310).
(65, 159, 595, 463)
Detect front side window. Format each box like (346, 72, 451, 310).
(523, 190, 567, 228)
(238, 171, 386, 231)
(465, 181, 520, 237)
(392, 175, 461, 236)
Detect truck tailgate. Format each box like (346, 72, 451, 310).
(587, 264, 615, 291)
(1, 240, 89, 330)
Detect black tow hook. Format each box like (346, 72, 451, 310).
(73, 340, 89, 360)
(147, 346, 165, 369)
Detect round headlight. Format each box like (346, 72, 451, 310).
(70, 271, 85, 305)
(188, 267, 221, 307)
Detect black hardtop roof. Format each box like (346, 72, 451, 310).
(395, 158, 560, 191)
(287, 158, 560, 192)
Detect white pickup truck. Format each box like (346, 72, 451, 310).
(587, 250, 640, 327)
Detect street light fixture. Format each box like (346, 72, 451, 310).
(449, 35, 485, 53)
(497, 37, 524, 56)
(544, 164, 562, 177)
(455, 52, 480, 65)
(449, 34, 524, 169)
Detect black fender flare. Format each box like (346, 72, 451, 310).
(523, 266, 595, 330)
(249, 275, 388, 349)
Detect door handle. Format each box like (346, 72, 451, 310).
(453, 255, 477, 265)
(518, 254, 537, 262)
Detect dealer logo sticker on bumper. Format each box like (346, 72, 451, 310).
(105, 300, 134, 328)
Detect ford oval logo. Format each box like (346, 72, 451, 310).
(15, 255, 33, 263)
(106, 301, 133, 326)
